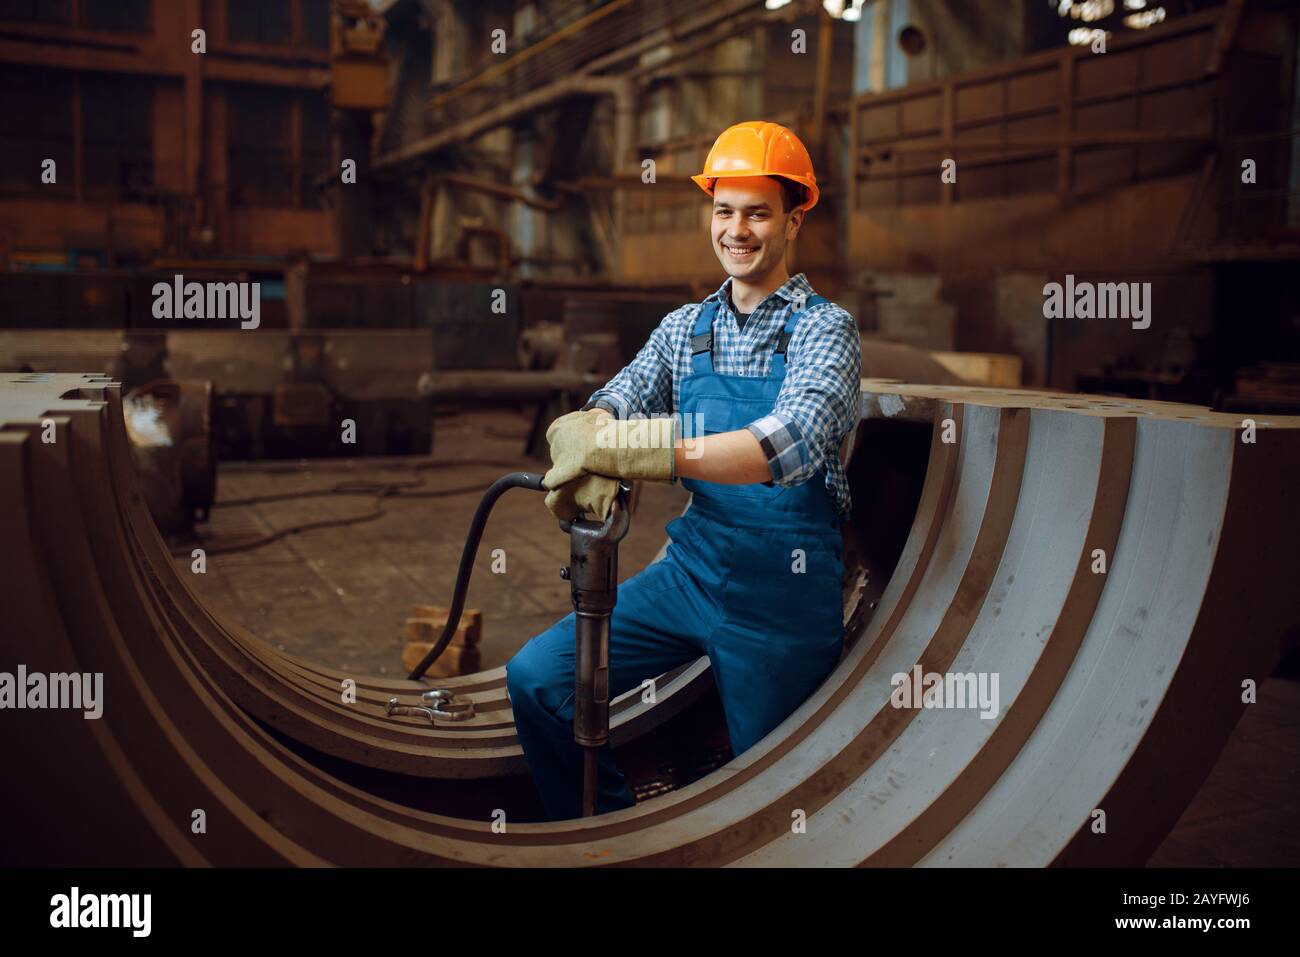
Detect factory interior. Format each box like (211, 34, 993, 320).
(1, 0, 1298, 871)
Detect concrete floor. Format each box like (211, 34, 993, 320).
(172, 408, 691, 676)
(1147, 674, 1300, 867)
(173, 407, 1299, 866)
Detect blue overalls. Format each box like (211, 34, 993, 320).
(505, 295, 846, 821)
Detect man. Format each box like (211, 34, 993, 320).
(506, 121, 861, 821)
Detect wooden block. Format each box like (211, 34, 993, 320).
(412, 604, 482, 629)
(401, 641, 481, 678)
(407, 606, 481, 647)
(405, 617, 441, 641)
(403, 616, 481, 647)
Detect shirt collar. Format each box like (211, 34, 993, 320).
(704, 272, 813, 312)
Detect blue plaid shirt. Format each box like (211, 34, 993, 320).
(583, 273, 860, 519)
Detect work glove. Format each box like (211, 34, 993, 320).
(543, 472, 620, 522)
(541, 408, 676, 490)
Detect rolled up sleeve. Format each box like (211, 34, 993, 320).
(745, 304, 860, 487)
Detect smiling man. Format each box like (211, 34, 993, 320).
(506, 121, 862, 821)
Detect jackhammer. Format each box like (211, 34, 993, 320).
(394, 471, 633, 818)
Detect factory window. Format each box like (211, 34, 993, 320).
(0, 65, 75, 199)
(299, 93, 331, 209)
(228, 87, 295, 207)
(0, 0, 71, 25)
(228, 86, 326, 210)
(82, 74, 154, 201)
(78, 0, 151, 32)
(228, 0, 291, 46)
(302, 0, 330, 50)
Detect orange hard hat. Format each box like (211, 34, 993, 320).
(691, 120, 819, 212)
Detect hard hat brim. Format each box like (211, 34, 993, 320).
(691, 171, 819, 212)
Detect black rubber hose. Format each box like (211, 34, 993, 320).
(407, 471, 548, 680)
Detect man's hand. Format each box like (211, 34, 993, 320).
(543, 472, 620, 522)
(542, 408, 675, 489)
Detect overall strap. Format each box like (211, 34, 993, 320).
(690, 299, 721, 374)
(770, 294, 828, 376)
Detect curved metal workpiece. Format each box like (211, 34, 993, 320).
(1, 372, 1296, 866)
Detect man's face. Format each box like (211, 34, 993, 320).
(710, 176, 803, 282)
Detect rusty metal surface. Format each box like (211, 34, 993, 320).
(1, 371, 1297, 865)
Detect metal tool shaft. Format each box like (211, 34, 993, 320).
(561, 484, 631, 817)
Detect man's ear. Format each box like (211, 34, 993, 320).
(785, 207, 805, 241)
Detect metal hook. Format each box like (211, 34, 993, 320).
(422, 689, 475, 720)
(385, 689, 475, 725)
(385, 698, 438, 725)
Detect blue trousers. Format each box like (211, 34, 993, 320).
(505, 506, 844, 821)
